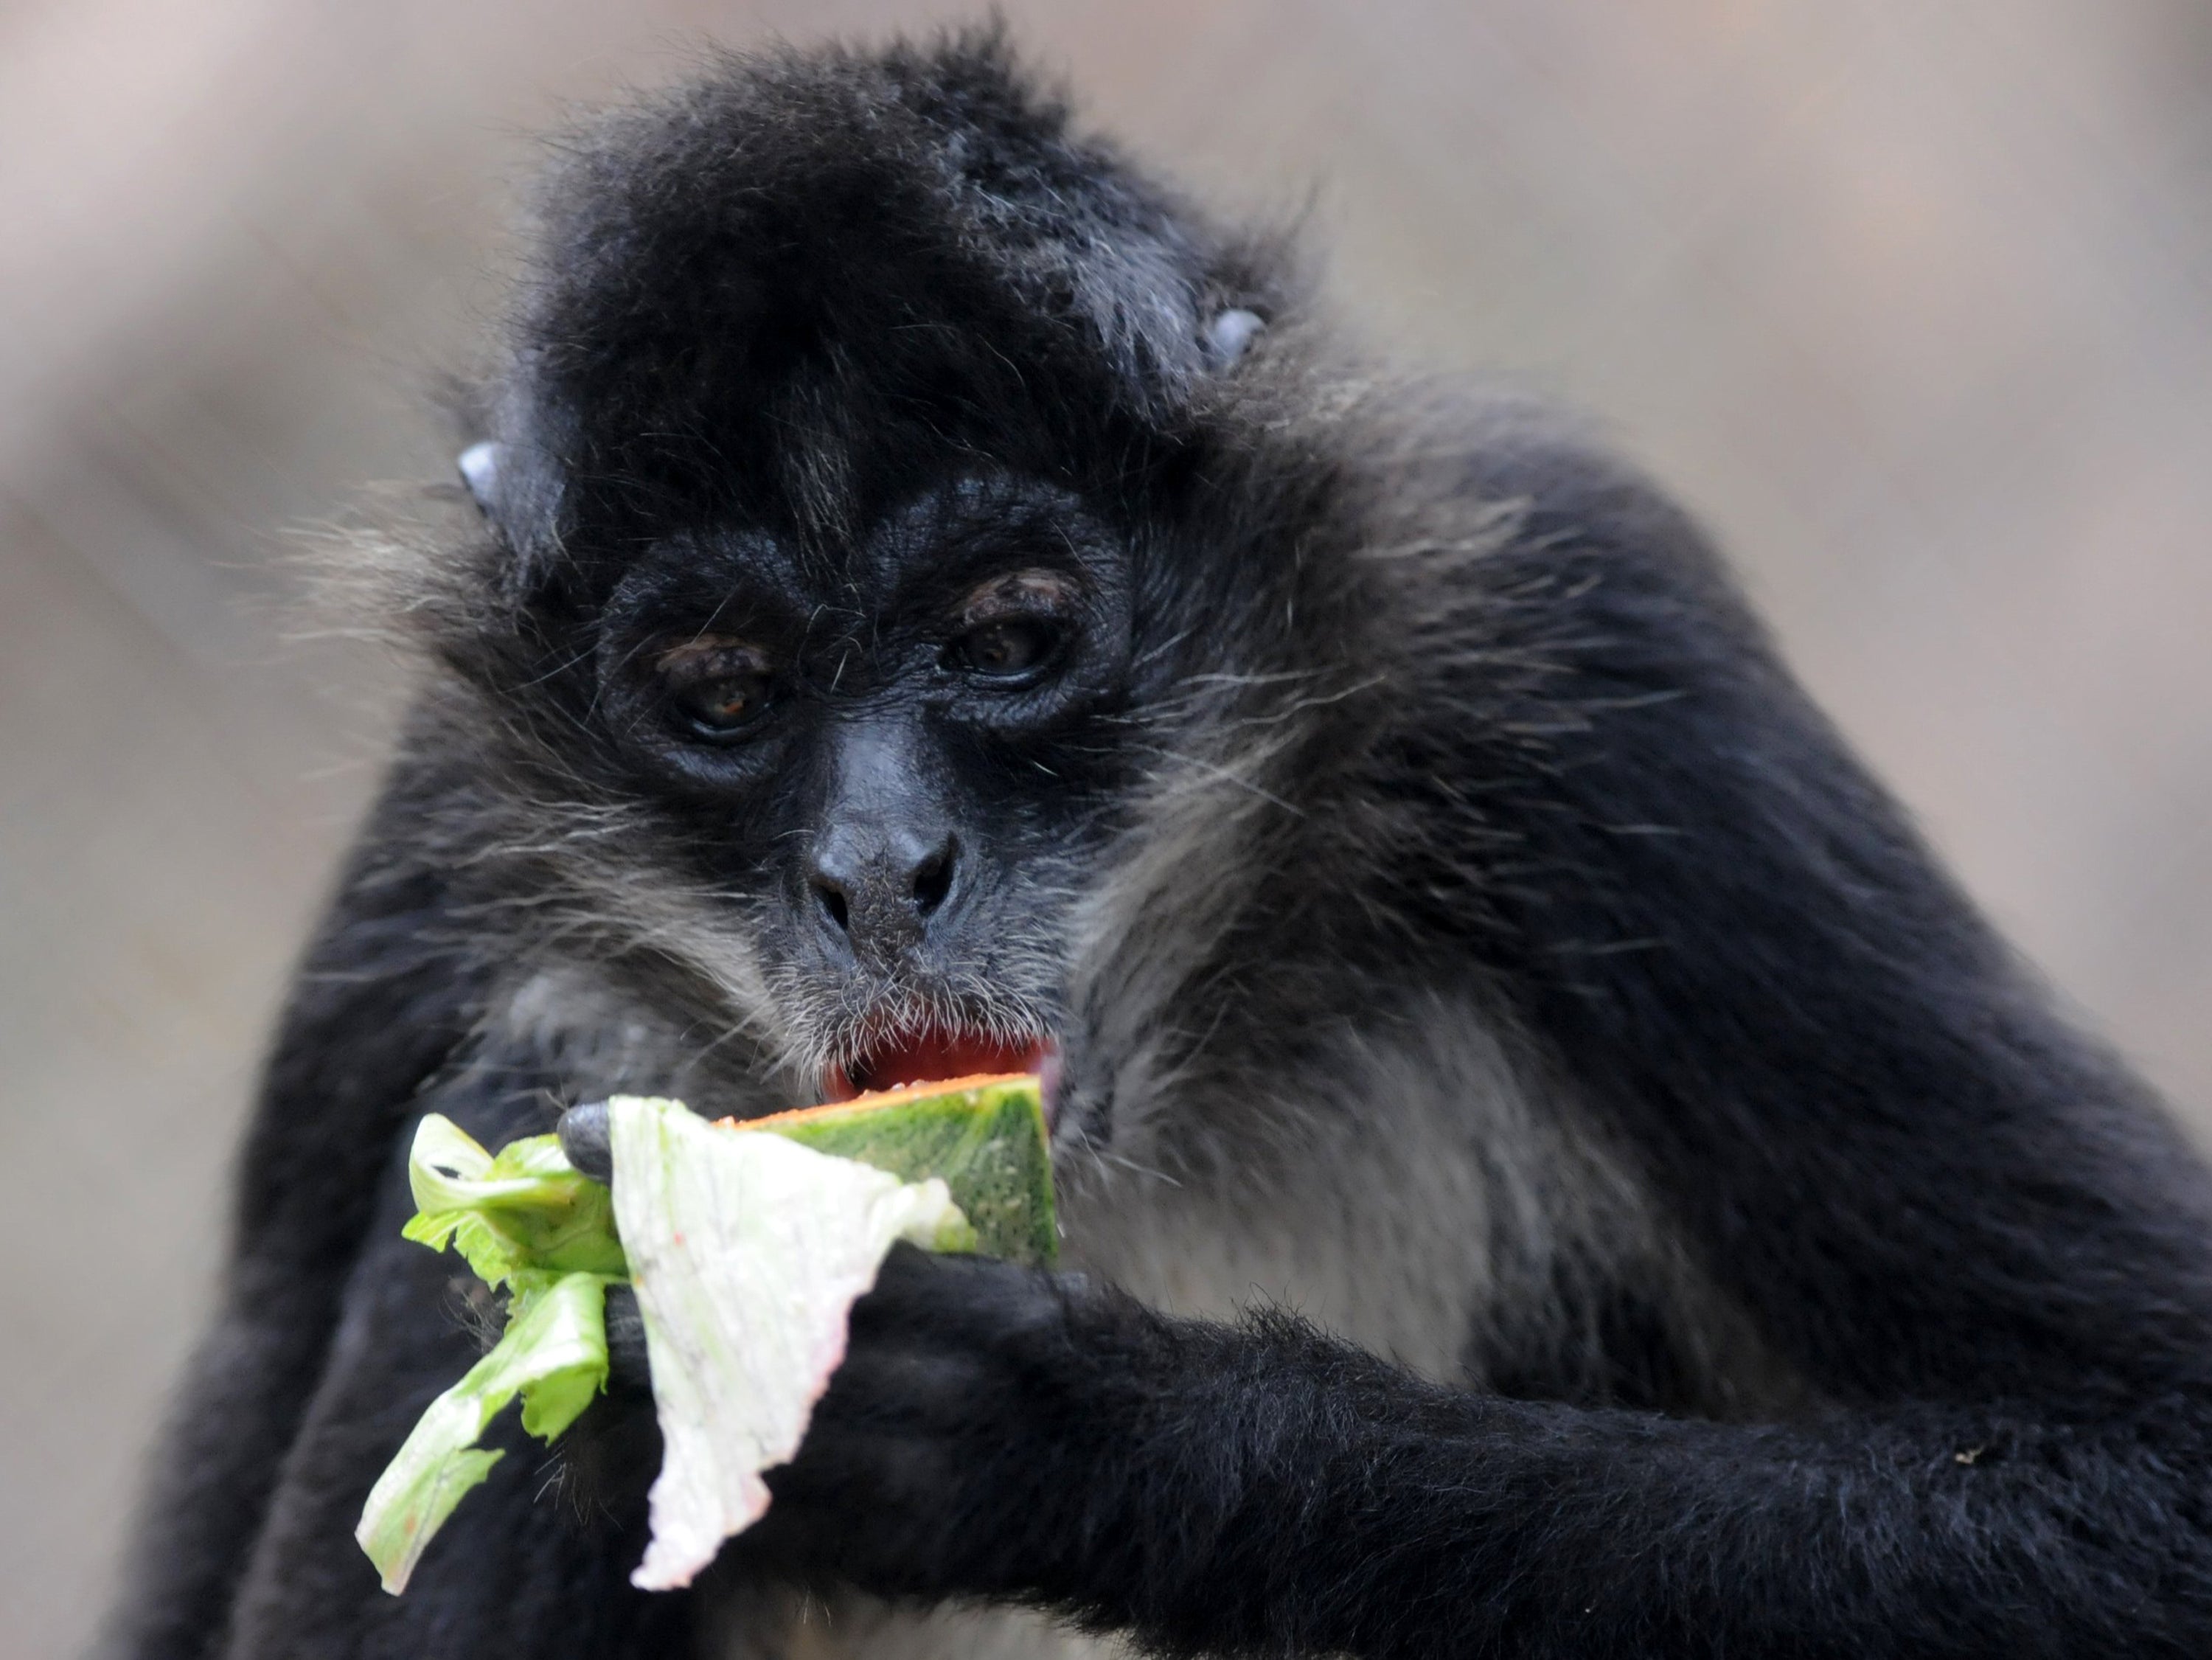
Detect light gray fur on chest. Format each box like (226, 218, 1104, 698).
(1059, 1002, 1574, 1383)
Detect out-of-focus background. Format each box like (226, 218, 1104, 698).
(4, 0, 2211, 1651)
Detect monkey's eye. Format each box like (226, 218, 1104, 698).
(950, 617, 1061, 681)
(674, 673, 771, 735)
(655, 639, 776, 742)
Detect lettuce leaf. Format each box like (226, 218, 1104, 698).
(355, 1266, 615, 1594)
(608, 1094, 972, 1590)
(400, 1115, 627, 1286)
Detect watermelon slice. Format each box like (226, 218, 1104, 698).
(731, 1072, 1057, 1267)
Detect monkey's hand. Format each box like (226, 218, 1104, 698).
(735, 1243, 1285, 1609)
(573, 1246, 1107, 1598)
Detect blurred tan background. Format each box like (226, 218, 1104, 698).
(4, 1, 2211, 1653)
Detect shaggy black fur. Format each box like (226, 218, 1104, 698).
(107, 24, 2212, 1660)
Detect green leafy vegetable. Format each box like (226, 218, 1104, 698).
(359, 1083, 1053, 1595)
(355, 1117, 626, 1592)
(400, 1115, 626, 1285)
(355, 1262, 617, 1592)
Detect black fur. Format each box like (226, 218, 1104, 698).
(106, 24, 2212, 1659)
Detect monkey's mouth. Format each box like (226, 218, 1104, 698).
(824, 1027, 1056, 1105)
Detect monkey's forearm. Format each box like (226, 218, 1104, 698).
(765, 1252, 2212, 1658)
(934, 1307, 2212, 1659)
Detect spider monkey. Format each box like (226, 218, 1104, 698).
(107, 26, 2212, 1660)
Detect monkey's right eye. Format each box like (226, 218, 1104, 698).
(654, 639, 777, 743)
(673, 673, 771, 737)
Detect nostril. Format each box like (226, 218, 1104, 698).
(814, 880, 850, 934)
(911, 838, 956, 918)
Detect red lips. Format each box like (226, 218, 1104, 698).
(825, 1028, 1054, 1102)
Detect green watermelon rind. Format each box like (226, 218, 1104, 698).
(750, 1077, 1058, 1267)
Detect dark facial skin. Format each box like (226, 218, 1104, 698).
(588, 473, 1138, 1092)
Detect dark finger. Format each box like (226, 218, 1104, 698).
(602, 1282, 651, 1391)
(557, 1100, 613, 1182)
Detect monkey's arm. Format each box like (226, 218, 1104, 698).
(102, 779, 486, 1660)
(762, 1237, 2212, 1660)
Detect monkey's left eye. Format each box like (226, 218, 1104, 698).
(950, 617, 1061, 681)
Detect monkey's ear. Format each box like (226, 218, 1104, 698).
(453, 377, 580, 607)
(456, 440, 503, 517)
(1203, 308, 1265, 371)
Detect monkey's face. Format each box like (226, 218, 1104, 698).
(585, 473, 1144, 1102)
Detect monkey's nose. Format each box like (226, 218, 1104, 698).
(807, 827, 959, 951)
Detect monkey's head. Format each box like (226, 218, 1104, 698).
(391, 30, 1377, 1130)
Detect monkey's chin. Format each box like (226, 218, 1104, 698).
(824, 1029, 1056, 1106)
